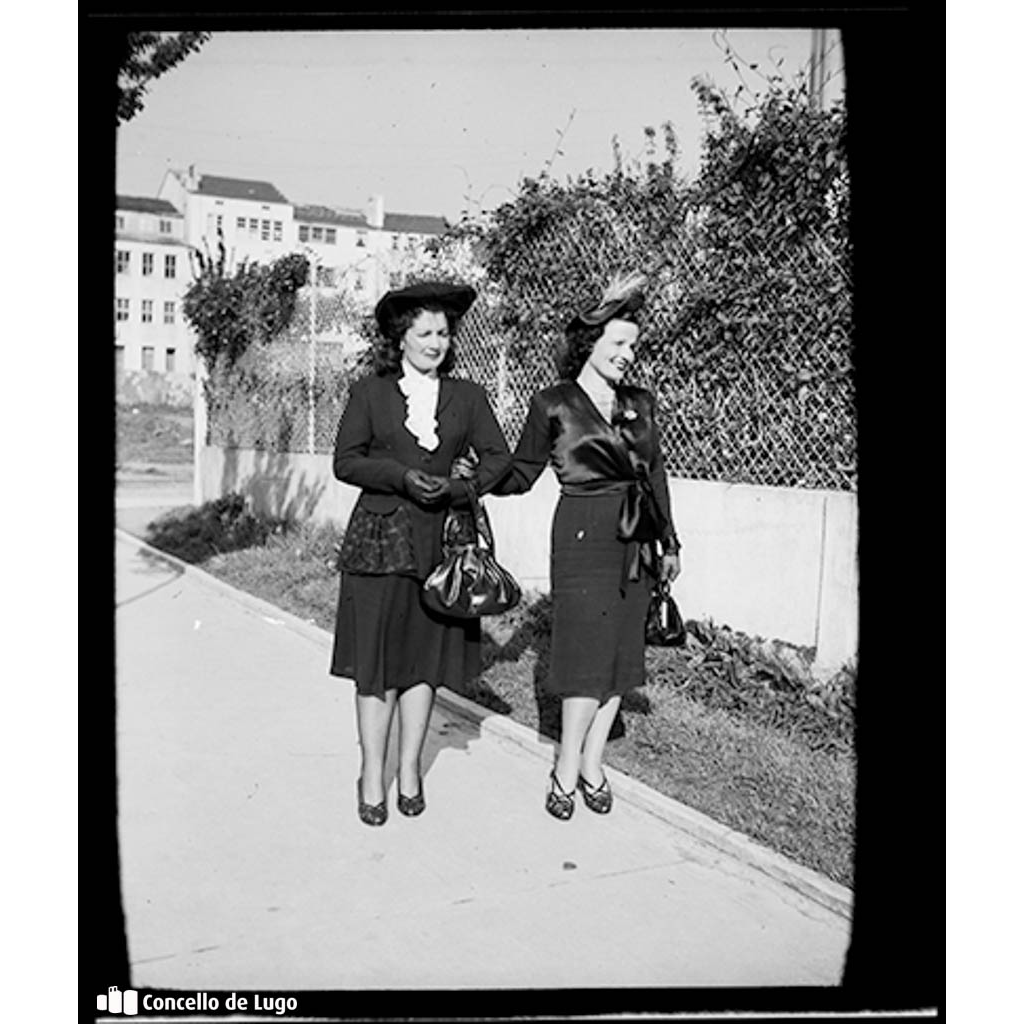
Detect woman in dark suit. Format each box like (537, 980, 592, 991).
(330, 281, 511, 826)
(496, 272, 681, 820)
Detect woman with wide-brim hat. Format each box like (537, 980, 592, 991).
(330, 281, 511, 825)
(494, 271, 682, 819)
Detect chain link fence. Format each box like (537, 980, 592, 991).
(205, 289, 369, 455)
(204, 194, 854, 492)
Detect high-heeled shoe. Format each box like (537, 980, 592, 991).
(356, 778, 387, 826)
(545, 770, 575, 820)
(397, 774, 425, 817)
(578, 771, 613, 814)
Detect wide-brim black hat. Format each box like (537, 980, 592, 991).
(570, 270, 647, 328)
(374, 281, 477, 333)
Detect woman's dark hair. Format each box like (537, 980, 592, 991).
(373, 302, 460, 376)
(556, 310, 640, 380)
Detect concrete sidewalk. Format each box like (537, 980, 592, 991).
(115, 528, 851, 991)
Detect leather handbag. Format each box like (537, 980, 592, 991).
(422, 483, 522, 618)
(645, 578, 686, 646)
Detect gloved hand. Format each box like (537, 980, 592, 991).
(404, 469, 452, 506)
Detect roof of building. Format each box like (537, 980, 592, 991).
(115, 233, 192, 249)
(293, 204, 368, 228)
(382, 212, 449, 235)
(117, 195, 182, 216)
(196, 175, 290, 204)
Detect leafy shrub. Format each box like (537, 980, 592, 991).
(144, 494, 284, 564)
(182, 234, 309, 374)
(646, 620, 856, 753)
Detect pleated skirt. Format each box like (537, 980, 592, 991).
(330, 571, 481, 698)
(546, 493, 653, 700)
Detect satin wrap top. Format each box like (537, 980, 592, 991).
(498, 381, 679, 590)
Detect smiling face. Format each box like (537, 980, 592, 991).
(401, 309, 452, 376)
(583, 318, 639, 384)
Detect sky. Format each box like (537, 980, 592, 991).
(115, 27, 843, 225)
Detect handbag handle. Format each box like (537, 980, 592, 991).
(463, 481, 496, 554)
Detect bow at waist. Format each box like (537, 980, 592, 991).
(561, 477, 664, 592)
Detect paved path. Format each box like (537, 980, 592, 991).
(115, 523, 851, 991)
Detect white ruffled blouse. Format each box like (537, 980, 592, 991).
(397, 360, 441, 451)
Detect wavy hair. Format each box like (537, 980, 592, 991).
(556, 309, 640, 380)
(373, 302, 461, 376)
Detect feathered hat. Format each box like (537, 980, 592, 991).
(572, 270, 647, 328)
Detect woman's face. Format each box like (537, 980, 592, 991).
(401, 309, 451, 376)
(584, 318, 639, 384)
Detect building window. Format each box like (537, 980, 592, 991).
(116, 250, 129, 274)
(164, 254, 176, 278)
(316, 266, 337, 288)
(391, 235, 399, 250)
(116, 215, 125, 230)
(261, 219, 270, 240)
(273, 221, 282, 241)
(141, 346, 155, 371)
(163, 301, 175, 324)
(311, 226, 323, 242)
(165, 348, 177, 372)
(237, 216, 246, 230)
(115, 346, 125, 374)
(249, 218, 258, 235)
(325, 228, 336, 244)
(356, 231, 367, 248)
(298, 225, 309, 243)
(159, 219, 172, 233)
(141, 300, 153, 324)
(116, 298, 129, 321)
(354, 275, 364, 292)
(389, 271, 402, 288)
(142, 252, 154, 276)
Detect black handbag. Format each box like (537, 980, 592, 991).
(422, 483, 522, 618)
(645, 578, 686, 646)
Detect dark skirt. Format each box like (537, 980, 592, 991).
(330, 571, 481, 698)
(547, 493, 653, 700)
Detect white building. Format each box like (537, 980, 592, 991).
(375, 209, 451, 295)
(115, 168, 451, 388)
(292, 197, 449, 300)
(293, 202, 376, 296)
(115, 195, 195, 378)
(158, 167, 294, 273)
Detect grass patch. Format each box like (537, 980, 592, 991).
(203, 521, 344, 632)
(117, 403, 194, 465)
(140, 498, 856, 887)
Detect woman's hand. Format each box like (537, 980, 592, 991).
(660, 551, 681, 584)
(404, 469, 452, 505)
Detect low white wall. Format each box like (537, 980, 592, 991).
(198, 445, 858, 674)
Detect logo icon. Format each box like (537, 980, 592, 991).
(97, 986, 138, 1016)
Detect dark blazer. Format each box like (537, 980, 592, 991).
(333, 372, 512, 575)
